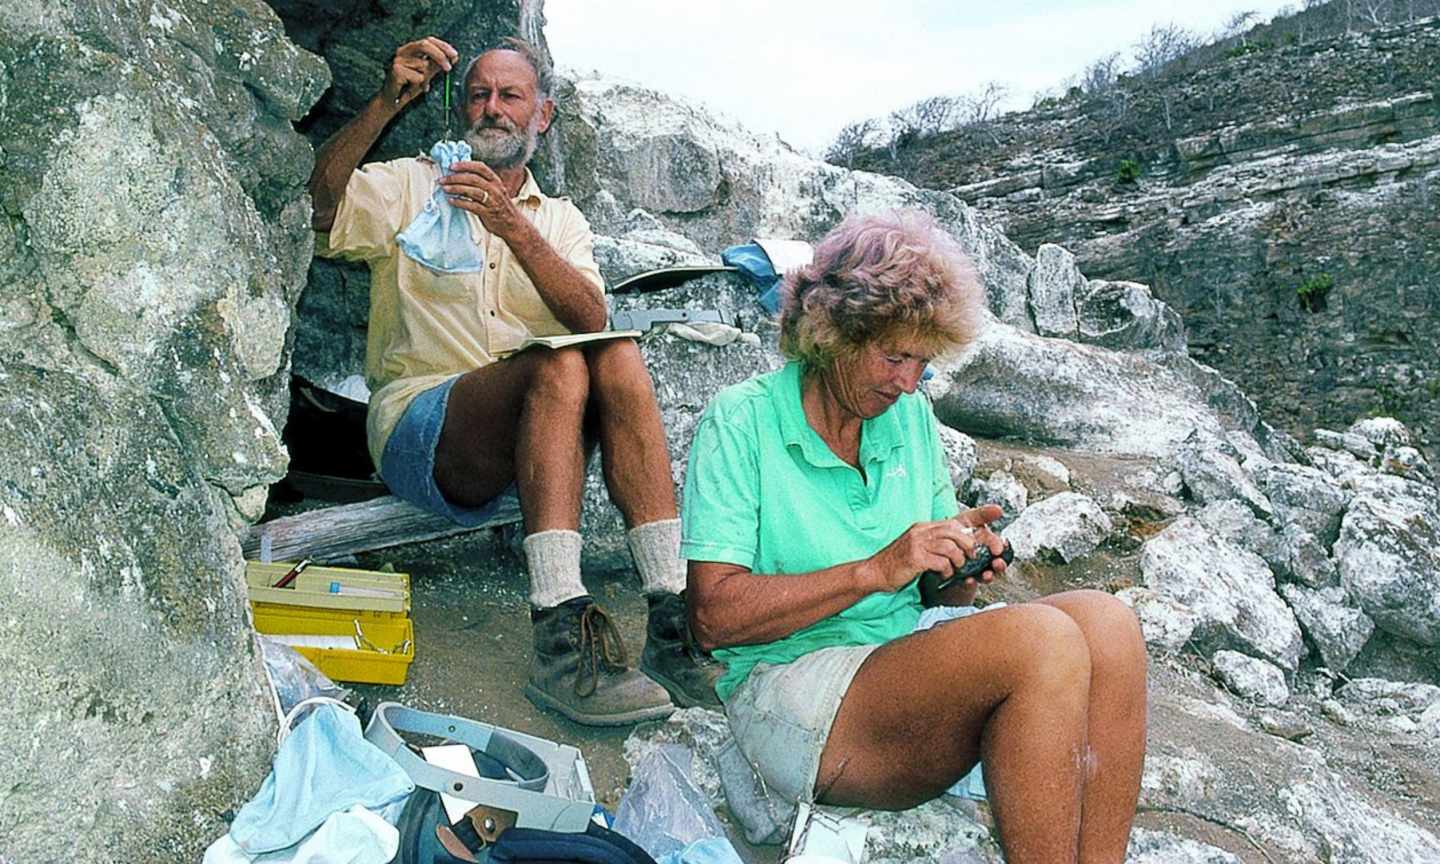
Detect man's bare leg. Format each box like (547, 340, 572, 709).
(432, 346, 674, 725)
(434, 347, 587, 533)
(581, 339, 722, 706)
(582, 339, 677, 527)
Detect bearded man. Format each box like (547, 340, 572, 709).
(307, 36, 720, 725)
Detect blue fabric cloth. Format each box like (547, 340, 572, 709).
(657, 838, 745, 864)
(913, 603, 1008, 800)
(378, 374, 521, 527)
(203, 805, 399, 864)
(719, 243, 782, 315)
(229, 705, 414, 855)
(396, 140, 486, 274)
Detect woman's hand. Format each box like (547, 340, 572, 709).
(860, 504, 1009, 596)
(934, 504, 1009, 604)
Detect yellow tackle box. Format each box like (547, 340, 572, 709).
(245, 561, 415, 685)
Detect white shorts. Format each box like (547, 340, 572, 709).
(722, 644, 879, 804)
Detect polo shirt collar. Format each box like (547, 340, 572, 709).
(774, 361, 905, 470)
(513, 168, 544, 208)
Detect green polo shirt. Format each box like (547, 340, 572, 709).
(680, 361, 960, 701)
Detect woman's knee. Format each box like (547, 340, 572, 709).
(1056, 590, 1147, 663)
(1006, 605, 1094, 693)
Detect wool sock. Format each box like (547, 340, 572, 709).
(522, 529, 588, 609)
(627, 518, 687, 597)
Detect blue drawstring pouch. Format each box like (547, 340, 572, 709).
(396, 140, 486, 274)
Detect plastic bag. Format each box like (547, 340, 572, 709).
(612, 745, 728, 861)
(258, 634, 352, 718)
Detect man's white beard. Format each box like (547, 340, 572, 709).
(465, 114, 540, 170)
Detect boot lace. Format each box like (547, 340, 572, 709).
(574, 603, 630, 697)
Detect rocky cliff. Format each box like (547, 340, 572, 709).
(855, 16, 1440, 464)
(0, 0, 333, 859)
(2, 1, 1438, 861)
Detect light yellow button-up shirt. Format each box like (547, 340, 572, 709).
(316, 157, 604, 468)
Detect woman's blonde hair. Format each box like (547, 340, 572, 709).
(778, 211, 984, 369)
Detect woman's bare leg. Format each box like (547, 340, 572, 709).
(816, 604, 1093, 863)
(1037, 590, 1148, 864)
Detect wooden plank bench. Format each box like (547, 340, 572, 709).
(241, 493, 522, 563)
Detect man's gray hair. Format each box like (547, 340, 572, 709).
(461, 36, 554, 102)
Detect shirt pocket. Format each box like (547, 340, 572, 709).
(498, 266, 564, 335)
(404, 263, 478, 303)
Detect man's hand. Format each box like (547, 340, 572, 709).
(383, 37, 458, 108)
(439, 160, 531, 242)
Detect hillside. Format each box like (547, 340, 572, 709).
(851, 14, 1440, 458)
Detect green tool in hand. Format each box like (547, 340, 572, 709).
(442, 68, 453, 140)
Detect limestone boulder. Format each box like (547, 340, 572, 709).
(1279, 584, 1375, 673)
(1212, 650, 1291, 706)
(0, 0, 331, 858)
(929, 325, 1260, 460)
(1314, 428, 1380, 463)
(1075, 279, 1186, 353)
(967, 470, 1027, 530)
(1175, 440, 1274, 519)
(935, 425, 979, 502)
(1337, 678, 1440, 719)
(1116, 587, 1199, 654)
(1348, 416, 1414, 450)
(1334, 473, 1440, 646)
(594, 225, 713, 289)
(1027, 243, 1083, 338)
(1125, 829, 1241, 864)
(1306, 443, 1372, 486)
(1193, 499, 1286, 575)
(1139, 517, 1305, 671)
(1255, 463, 1348, 544)
(1002, 491, 1113, 564)
(1279, 526, 1340, 589)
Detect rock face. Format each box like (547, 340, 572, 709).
(857, 17, 1440, 462)
(0, 0, 528, 860)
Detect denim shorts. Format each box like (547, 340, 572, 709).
(723, 644, 879, 804)
(379, 375, 518, 527)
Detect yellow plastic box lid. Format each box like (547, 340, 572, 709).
(245, 561, 410, 615)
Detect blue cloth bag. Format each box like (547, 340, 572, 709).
(396, 140, 486, 274)
(719, 243, 782, 315)
(229, 704, 415, 855)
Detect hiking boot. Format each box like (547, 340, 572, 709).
(640, 591, 724, 708)
(524, 596, 675, 726)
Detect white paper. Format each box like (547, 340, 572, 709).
(423, 743, 481, 824)
(267, 634, 358, 650)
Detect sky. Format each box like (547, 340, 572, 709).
(545, 0, 1302, 153)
